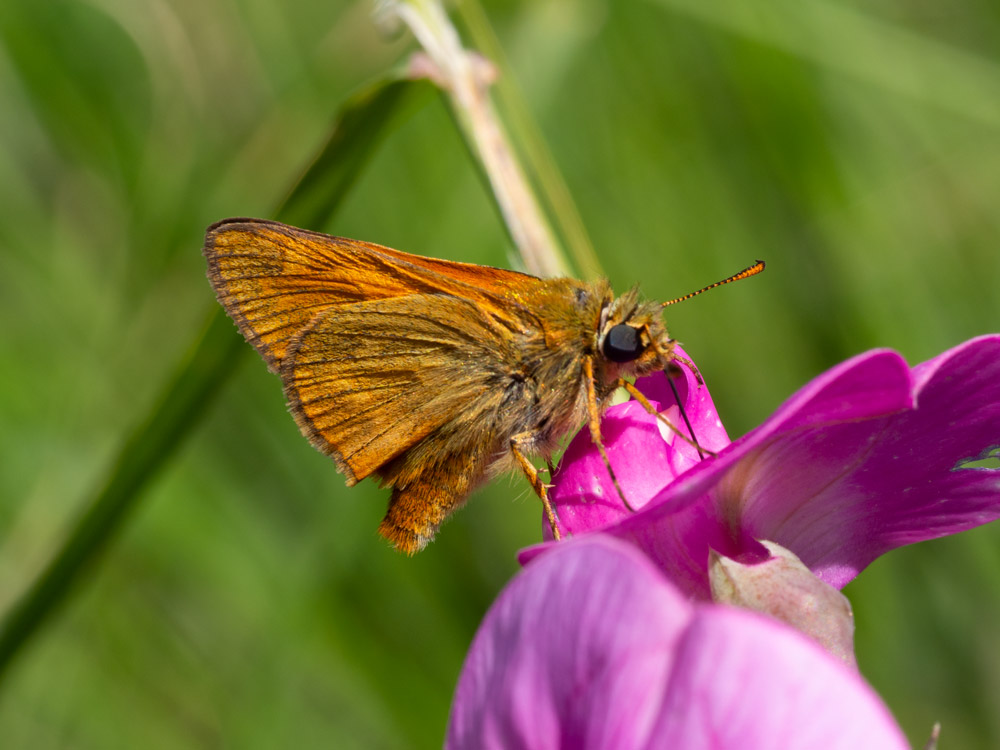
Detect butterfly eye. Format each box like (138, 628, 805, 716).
(602, 324, 644, 363)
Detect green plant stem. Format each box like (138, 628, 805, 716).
(0, 76, 433, 683)
(650, 0, 1000, 128)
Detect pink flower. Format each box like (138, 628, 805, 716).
(525, 335, 1000, 599)
(447, 536, 908, 750)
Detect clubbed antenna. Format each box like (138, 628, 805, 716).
(661, 260, 766, 308)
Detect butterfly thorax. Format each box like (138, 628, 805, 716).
(489, 278, 675, 463)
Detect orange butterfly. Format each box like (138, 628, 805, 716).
(204, 218, 763, 553)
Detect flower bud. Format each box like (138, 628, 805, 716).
(709, 540, 856, 668)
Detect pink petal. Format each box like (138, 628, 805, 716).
(754, 334, 1000, 587)
(547, 345, 728, 538)
(452, 537, 907, 750)
(448, 537, 690, 749)
(657, 607, 908, 749)
(534, 337, 1000, 597)
(529, 347, 916, 597)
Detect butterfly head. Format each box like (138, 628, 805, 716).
(597, 287, 676, 377)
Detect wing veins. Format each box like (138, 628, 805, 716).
(338, 395, 450, 462)
(294, 378, 416, 406)
(303, 388, 417, 435)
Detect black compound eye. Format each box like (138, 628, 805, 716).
(602, 324, 644, 363)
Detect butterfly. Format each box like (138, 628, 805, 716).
(204, 218, 763, 553)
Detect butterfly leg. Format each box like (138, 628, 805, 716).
(582, 356, 636, 512)
(671, 353, 704, 385)
(617, 379, 717, 459)
(510, 437, 562, 541)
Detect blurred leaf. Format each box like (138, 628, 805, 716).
(0, 74, 433, 681)
(649, 0, 1000, 128)
(0, 0, 151, 186)
(277, 76, 435, 229)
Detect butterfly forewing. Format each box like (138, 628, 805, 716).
(204, 219, 545, 370)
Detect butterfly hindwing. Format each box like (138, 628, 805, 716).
(281, 293, 517, 484)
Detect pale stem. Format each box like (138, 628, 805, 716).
(378, 0, 571, 278)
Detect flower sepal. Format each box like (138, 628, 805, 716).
(709, 540, 856, 669)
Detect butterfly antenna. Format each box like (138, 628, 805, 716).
(661, 260, 765, 308)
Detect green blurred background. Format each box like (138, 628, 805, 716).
(2, 0, 999, 746)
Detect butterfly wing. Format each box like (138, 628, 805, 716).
(204, 218, 614, 553)
(203, 218, 546, 371)
(281, 293, 517, 485)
